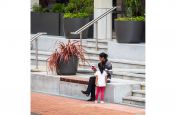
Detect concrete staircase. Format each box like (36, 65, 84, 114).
(122, 82, 145, 108)
(31, 36, 145, 108)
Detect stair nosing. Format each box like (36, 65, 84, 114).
(132, 90, 145, 94)
(123, 96, 145, 102)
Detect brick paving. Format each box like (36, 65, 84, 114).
(31, 92, 145, 115)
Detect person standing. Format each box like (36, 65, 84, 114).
(95, 63, 108, 103)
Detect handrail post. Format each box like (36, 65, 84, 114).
(80, 32, 83, 49)
(95, 22, 98, 50)
(35, 38, 39, 70)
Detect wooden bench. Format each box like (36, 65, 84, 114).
(60, 76, 89, 85)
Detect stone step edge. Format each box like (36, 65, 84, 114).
(77, 69, 145, 78)
(84, 57, 145, 65)
(31, 49, 106, 56)
(82, 44, 108, 49)
(119, 102, 145, 109)
(86, 39, 108, 43)
(123, 96, 145, 102)
(86, 39, 145, 47)
(132, 90, 145, 94)
(78, 68, 145, 74)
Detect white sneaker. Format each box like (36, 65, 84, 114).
(100, 101, 104, 104)
(95, 100, 98, 104)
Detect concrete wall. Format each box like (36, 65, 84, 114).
(108, 41, 145, 61)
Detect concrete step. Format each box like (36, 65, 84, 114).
(132, 90, 145, 98)
(82, 44, 108, 52)
(84, 49, 107, 58)
(31, 64, 145, 82)
(113, 72, 145, 82)
(119, 102, 145, 109)
(83, 56, 145, 69)
(77, 68, 145, 82)
(31, 56, 48, 66)
(31, 54, 145, 69)
(122, 96, 145, 108)
(86, 39, 108, 46)
(119, 103, 145, 109)
(31, 59, 145, 82)
(31, 51, 145, 69)
(31, 50, 51, 58)
(78, 67, 145, 74)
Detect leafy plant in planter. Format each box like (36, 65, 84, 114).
(48, 40, 86, 75)
(114, 0, 145, 43)
(51, 3, 65, 13)
(31, 3, 66, 36)
(32, 4, 50, 13)
(63, 0, 93, 39)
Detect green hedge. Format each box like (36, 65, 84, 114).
(32, 3, 65, 13)
(64, 13, 89, 18)
(115, 16, 145, 21)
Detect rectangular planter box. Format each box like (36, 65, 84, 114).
(115, 21, 145, 43)
(64, 18, 89, 39)
(31, 12, 64, 36)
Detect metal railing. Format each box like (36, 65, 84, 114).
(71, 7, 116, 50)
(31, 32, 47, 70)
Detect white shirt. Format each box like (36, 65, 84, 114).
(94, 71, 107, 87)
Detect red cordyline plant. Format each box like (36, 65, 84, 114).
(48, 40, 86, 72)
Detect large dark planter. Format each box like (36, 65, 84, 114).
(31, 12, 64, 36)
(56, 56, 79, 75)
(64, 18, 89, 39)
(115, 21, 145, 43)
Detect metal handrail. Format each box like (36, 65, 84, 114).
(71, 7, 116, 34)
(31, 32, 47, 42)
(71, 7, 116, 50)
(31, 32, 47, 70)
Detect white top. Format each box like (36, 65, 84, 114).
(94, 71, 107, 87)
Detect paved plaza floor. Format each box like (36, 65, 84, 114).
(31, 92, 145, 115)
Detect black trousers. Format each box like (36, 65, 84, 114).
(86, 76, 96, 99)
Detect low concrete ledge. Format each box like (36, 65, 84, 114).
(31, 72, 141, 104)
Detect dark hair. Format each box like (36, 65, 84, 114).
(99, 52, 108, 61)
(98, 63, 105, 74)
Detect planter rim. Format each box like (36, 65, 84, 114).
(115, 20, 145, 22)
(31, 12, 63, 14)
(64, 17, 89, 19)
(58, 56, 79, 62)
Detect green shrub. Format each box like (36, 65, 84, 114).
(32, 4, 50, 13)
(64, 0, 93, 18)
(42, 7, 50, 13)
(51, 3, 65, 13)
(125, 0, 144, 17)
(32, 4, 43, 13)
(64, 13, 89, 18)
(115, 16, 145, 21)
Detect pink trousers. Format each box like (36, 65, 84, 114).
(95, 86, 105, 101)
